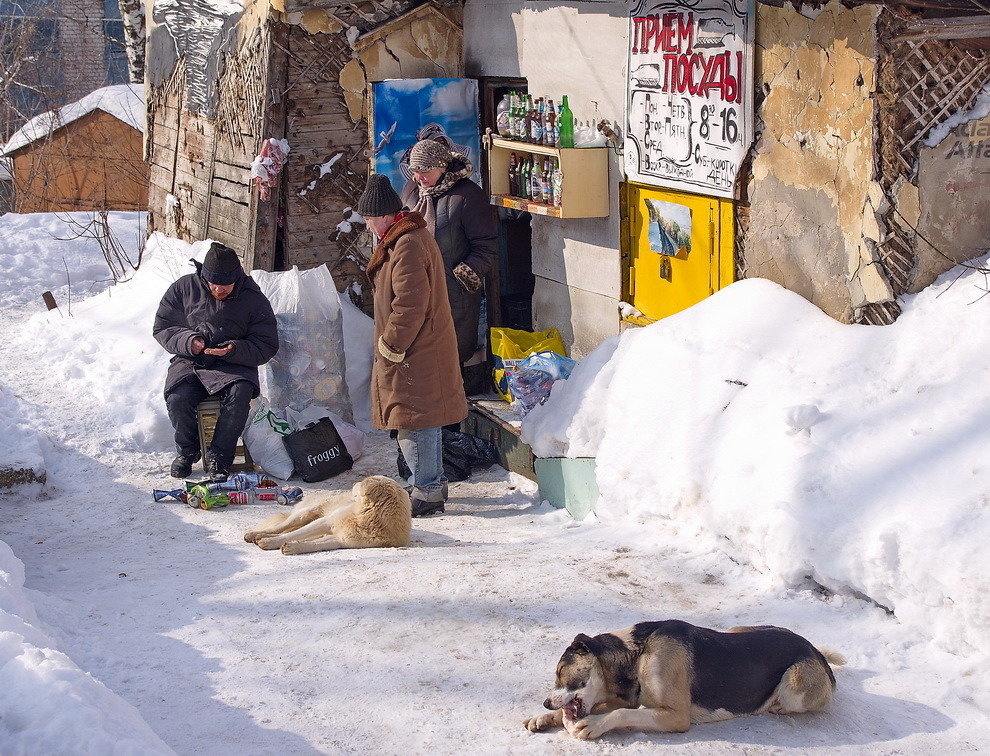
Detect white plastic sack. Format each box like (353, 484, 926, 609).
(285, 404, 365, 461)
(253, 265, 353, 423)
(242, 397, 294, 479)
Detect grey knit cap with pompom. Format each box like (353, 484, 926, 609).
(357, 173, 403, 217)
(408, 139, 453, 171)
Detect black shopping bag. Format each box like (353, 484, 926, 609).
(283, 417, 354, 483)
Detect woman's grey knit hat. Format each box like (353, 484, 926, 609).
(357, 173, 403, 217)
(408, 139, 453, 171)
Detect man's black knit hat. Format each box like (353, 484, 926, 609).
(201, 242, 242, 285)
(357, 173, 403, 217)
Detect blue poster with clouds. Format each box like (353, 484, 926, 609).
(371, 78, 482, 200)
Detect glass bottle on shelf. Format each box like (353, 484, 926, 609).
(558, 95, 574, 148)
(519, 156, 530, 199)
(552, 158, 563, 207)
(508, 152, 519, 196)
(544, 99, 557, 147)
(530, 98, 544, 144)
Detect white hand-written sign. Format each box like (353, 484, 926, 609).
(625, 0, 755, 198)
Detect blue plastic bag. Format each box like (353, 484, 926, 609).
(506, 351, 577, 416)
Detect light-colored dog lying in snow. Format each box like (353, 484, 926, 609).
(244, 475, 411, 555)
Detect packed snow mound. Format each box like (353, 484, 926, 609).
(0, 540, 174, 754)
(523, 262, 990, 656)
(2, 84, 144, 156)
(0, 383, 46, 489)
(0, 211, 146, 310)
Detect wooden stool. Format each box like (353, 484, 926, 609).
(195, 399, 255, 473)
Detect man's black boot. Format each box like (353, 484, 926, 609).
(170, 452, 201, 479)
(411, 498, 445, 518)
(205, 456, 230, 483)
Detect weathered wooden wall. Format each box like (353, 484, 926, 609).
(147, 19, 274, 270)
(11, 111, 147, 213)
(146, 0, 463, 304)
(282, 26, 369, 280)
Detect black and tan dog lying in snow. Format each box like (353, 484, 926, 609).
(524, 619, 844, 740)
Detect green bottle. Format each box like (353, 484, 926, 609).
(558, 95, 575, 148)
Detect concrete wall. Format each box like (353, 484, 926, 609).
(744, 1, 891, 323)
(464, 0, 626, 358)
(913, 114, 990, 292)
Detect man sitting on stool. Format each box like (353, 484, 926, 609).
(153, 242, 279, 481)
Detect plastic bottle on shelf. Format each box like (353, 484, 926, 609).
(530, 157, 543, 201)
(496, 92, 512, 138)
(558, 95, 575, 148)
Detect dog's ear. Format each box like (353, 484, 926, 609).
(568, 633, 598, 655)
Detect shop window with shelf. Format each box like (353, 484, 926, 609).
(484, 135, 609, 219)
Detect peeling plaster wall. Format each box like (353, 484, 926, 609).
(914, 114, 990, 292)
(746, 1, 890, 323)
(344, 12, 463, 124)
(464, 0, 626, 358)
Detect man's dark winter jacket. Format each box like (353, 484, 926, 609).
(153, 261, 279, 398)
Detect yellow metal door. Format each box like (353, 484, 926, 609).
(625, 183, 735, 321)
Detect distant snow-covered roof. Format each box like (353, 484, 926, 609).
(1, 84, 145, 156)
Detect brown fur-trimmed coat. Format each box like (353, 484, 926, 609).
(367, 212, 467, 430)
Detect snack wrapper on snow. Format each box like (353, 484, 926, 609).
(506, 350, 576, 416)
(253, 266, 353, 424)
(251, 138, 290, 201)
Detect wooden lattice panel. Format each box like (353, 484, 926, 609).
(282, 26, 372, 281)
(872, 8, 990, 323)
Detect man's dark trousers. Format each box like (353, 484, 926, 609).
(165, 376, 253, 466)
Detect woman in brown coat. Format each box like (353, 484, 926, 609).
(357, 173, 467, 516)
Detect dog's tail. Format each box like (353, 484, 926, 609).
(817, 647, 846, 667)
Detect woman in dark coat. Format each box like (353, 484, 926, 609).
(400, 139, 498, 395)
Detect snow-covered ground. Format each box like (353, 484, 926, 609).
(0, 211, 988, 754)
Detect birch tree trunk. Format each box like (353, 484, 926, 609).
(117, 0, 145, 83)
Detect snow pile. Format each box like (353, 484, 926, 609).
(0, 540, 174, 754)
(0, 212, 146, 310)
(2, 84, 144, 156)
(523, 265, 990, 656)
(0, 382, 46, 486)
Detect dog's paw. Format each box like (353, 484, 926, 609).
(280, 541, 306, 555)
(569, 715, 608, 740)
(523, 712, 559, 732)
(256, 537, 283, 550)
(244, 531, 261, 543)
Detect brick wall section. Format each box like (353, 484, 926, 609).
(56, 0, 112, 106)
